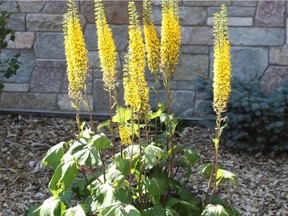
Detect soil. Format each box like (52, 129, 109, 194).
(0, 114, 287, 216)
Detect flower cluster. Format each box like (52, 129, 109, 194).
(119, 125, 132, 145)
(160, 0, 181, 81)
(143, 0, 160, 73)
(94, 0, 117, 91)
(123, 2, 149, 112)
(63, 0, 88, 109)
(213, 5, 231, 114)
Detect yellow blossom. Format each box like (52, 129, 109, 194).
(94, 0, 117, 91)
(123, 2, 149, 112)
(213, 5, 231, 114)
(63, 0, 88, 109)
(160, 0, 181, 81)
(143, 0, 160, 73)
(119, 125, 132, 145)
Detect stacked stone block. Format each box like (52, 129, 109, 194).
(0, 0, 287, 119)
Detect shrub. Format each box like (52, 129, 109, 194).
(195, 77, 288, 152)
(26, 1, 239, 215)
(0, 11, 21, 90)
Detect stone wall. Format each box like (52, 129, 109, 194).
(0, 0, 287, 119)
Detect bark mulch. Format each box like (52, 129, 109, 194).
(0, 114, 287, 216)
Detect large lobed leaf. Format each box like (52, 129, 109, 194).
(201, 204, 229, 216)
(42, 142, 66, 169)
(28, 197, 66, 216)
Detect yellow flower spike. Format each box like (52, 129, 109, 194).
(160, 0, 181, 81)
(119, 125, 132, 146)
(94, 0, 117, 91)
(143, 0, 160, 73)
(124, 2, 149, 112)
(63, 0, 88, 109)
(213, 5, 231, 114)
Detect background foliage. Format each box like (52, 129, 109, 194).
(0, 11, 21, 90)
(195, 77, 288, 151)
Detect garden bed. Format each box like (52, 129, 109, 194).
(0, 114, 287, 216)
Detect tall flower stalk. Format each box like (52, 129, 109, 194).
(94, 0, 118, 155)
(143, 0, 161, 140)
(207, 4, 231, 203)
(124, 1, 149, 208)
(160, 0, 181, 110)
(160, 0, 181, 176)
(63, 0, 91, 133)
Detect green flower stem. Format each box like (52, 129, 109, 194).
(76, 109, 81, 137)
(154, 73, 159, 142)
(206, 113, 222, 205)
(128, 107, 135, 205)
(137, 112, 144, 211)
(109, 89, 115, 156)
(84, 85, 96, 133)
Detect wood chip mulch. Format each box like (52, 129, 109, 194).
(0, 114, 287, 216)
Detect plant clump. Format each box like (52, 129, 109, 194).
(26, 2, 239, 216)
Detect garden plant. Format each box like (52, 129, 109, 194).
(0, 11, 21, 90)
(26, 1, 239, 215)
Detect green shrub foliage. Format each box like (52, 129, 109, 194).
(0, 11, 21, 90)
(195, 77, 288, 151)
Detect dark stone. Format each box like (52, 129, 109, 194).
(0, 49, 35, 83)
(36, 59, 67, 68)
(261, 66, 288, 92)
(229, 27, 285, 46)
(7, 14, 25, 31)
(209, 47, 268, 81)
(84, 24, 97, 51)
(182, 27, 213, 45)
(0, 92, 57, 110)
(34, 33, 65, 59)
(30, 67, 65, 93)
(174, 54, 209, 81)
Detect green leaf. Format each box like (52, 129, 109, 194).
(216, 169, 238, 186)
(147, 106, 164, 120)
(201, 204, 229, 216)
(182, 147, 199, 165)
(210, 195, 241, 216)
(106, 163, 127, 188)
(98, 119, 111, 130)
(142, 205, 178, 216)
(42, 142, 66, 170)
(166, 197, 200, 214)
(114, 156, 131, 176)
(48, 158, 78, 197)
(88, 133, 112, 150)
(199, 164, 213, 178)
(143, 172, 166, 204)
(59, 190, 73, 206)
(160, 113, 168, 123)
(62, 204, 86, 216)
(72, 176, 94, 198)
(143, 145, 165, 169)
(73, 146, 100, 166)
(100, 202, 141, 216)
(112, 106, 132, 123)
(31, 197, 66, 216)
(24, 205, 41, 216)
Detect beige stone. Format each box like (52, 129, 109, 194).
(58, 94, 93, 111)
(270, 45, 288, 65)
(7, 32, 35, 49)
(2, 84, 29, 92)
